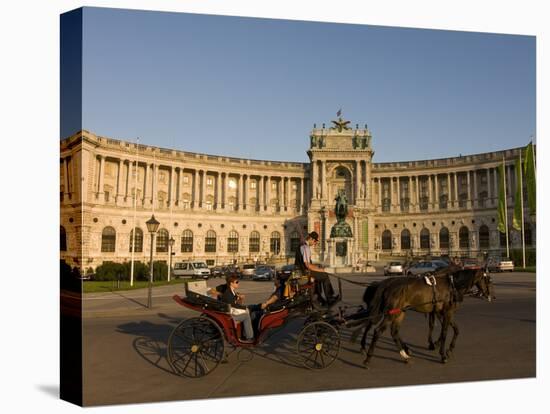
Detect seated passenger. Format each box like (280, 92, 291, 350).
(207, 274, 255, 343)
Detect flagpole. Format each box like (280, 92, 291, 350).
(503, 157, 509, 259)
(519, 151, 526, 268)
(130, 137, 140, 287)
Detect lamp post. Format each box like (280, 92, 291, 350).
(168, 236, 175, 282)
(146, 215, 160, 309)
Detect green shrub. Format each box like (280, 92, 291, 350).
(509, 249, 536, 267)
(153, 261, 168, 281)
(122, 261, 149, 281)
(95, 261, 125, 281)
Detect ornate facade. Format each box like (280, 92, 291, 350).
(60, 121, 535, 271)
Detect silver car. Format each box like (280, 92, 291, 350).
(384, 261, 404, 276)
(406, 260, 448, 276)
(241, 264, 257, 279)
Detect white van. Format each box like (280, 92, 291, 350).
(173, 261, 211, 279)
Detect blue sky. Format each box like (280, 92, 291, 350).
(78, 7, 535, 163)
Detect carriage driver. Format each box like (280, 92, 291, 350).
(295, 231, 339, 307)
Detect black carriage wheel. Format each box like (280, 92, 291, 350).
(296, 321, 340, 370)
(167, 317, 225, 378)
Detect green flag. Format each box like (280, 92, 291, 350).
(497, 162, 507, 233)
(524, 142, 536, 215)
(512, 157, 523, 231)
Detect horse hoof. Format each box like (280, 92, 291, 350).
(441, 358, 448, 364)
(405, 349, 413, 357)
(428, 344, 435, 351)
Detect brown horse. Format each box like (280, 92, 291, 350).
(361, 267, 494, 366)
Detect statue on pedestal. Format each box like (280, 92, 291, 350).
(330, 190, 353, 238)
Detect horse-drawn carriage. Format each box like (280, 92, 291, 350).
(167, 266, 495, 377)
(167, 274, 341, 378)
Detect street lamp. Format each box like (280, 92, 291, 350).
(168, 236, 175, 282)
(146, 214, 160, 309)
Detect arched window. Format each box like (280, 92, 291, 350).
(205, 230, 216, 253)
(439, 227, 449, 249)
(401, 229, 411, 250)
(156, 229, 169, 253)
(270, 231, 281, 255)
(290, 231, 301, 254)
(459, 226, 469, 249)
(382, 230, 392, 250)
(420, 228, 430, 249)
(479, 225, 490, 249)
(227, 231, 239, 253)
(181, 229, 193, 252)
(60, 226, 67, 252)
(249, 231, 260, 253)
(524, 223, 532, 246)
(101, 226, 116, 252)
(129, 228, 143, 253)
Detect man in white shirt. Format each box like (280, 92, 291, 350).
(295, 231, 339, 307)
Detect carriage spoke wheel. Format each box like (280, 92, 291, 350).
(297, 321, 340, 370)
(167, 317, 225, 378)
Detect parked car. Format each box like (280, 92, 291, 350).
(241, 264, 257, 279)
(210, 266, 224, 278)
(173, 261, 211, 279)
(384, 262, 404, 276)
(277, 264, 296, 280)
(406, 260, 449, 276)
(462, 259, 482, 270)
(488, 257, 514, 272)
(252, 265, 276, 281)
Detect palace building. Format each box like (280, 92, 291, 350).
(60, 119, 535, 271)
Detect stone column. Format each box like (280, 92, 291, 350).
(201, 170, 207, 208)
(428, 175, 432, 211)
(97, 155, 105, 197)
(285, 177, 290, 210)
(396, 177, 401, 211)
(266, 176, 271, 212)
(168, 166, 175, 206)
(216, 171, 222, 210)
(176, 167, 182, 206)
(300, 177, 305, 214)
(454, 172, 458, 208)
(237, 173, 242, 210)
(259, 175, 265, 211)
(447, 173, 451, 207)
(152, 163, 158, 206)
(486, 168, 491, 201)
(277, 177, 282, 211)
(115, 159, 123, 204)
(378, 178, 382, 212)
(416, 176, 420, 211)
(193, 169, 200, 209)
(434, 174, 439, 210)
(355, 160, 361, 203)
(472, 170, 478, 209)
(408, 176, 413, 209)
(321, 160, 326, 199)
(222, 172, 227, 208)
(124, 160, 131, 202)
(142, 162, 148, 204)
(243, 174, 248, 210)
(466, 170, 472, 209)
